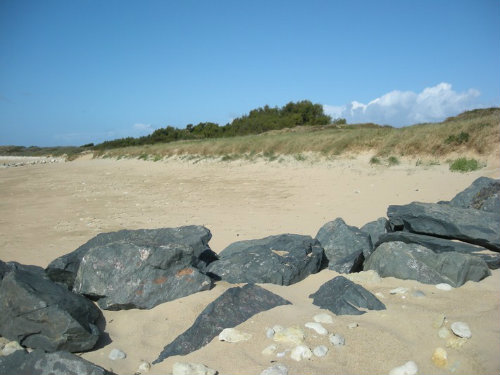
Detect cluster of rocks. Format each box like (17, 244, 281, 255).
(0, 176, 498, 374)
(0, 157, 64, 168)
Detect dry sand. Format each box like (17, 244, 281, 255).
(0, 154, 499, 374)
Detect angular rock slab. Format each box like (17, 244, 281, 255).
(360, 217, 391, 247)
(73, 241, 213, 310)
(376, 232, 500, 270)
(46, 226, 216, 289)
(309, 276, 385, 315)
(0, 349, 114, 375)
(153, 284, 291, 364)
(0, 266, 100, 352)
(448, 177, 500, 213)
(364, 241, 491, 287)
(387, 202, 500, 252)
(206, 234, 324, 285)
(315, 218, 372, 273)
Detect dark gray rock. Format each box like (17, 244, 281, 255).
(0, 267, 101, 352)
(315, 218, 372, 273)
(0, 349, 114, 375)
(206, 234, 324, 285)
(153, 284, 291, 364)
(364, 241, 491, 287)
(73, 241, 213, 310)
(360, 217, 391, 246)
(447, 177, 500, 213)
(46, 226, 216, 289)
(387, 202, 500, 252)
(309, 276, 385, 315)
(376, 232, 500, 270)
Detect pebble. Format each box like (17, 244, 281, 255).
(435, 283, 453, 291)
(432, 347, 448, 368)
(313, 345, 328, 357)
(273, 327, 305, 345)
(432, 313, 446, 329)
(218, 328, 252, 342)
(412, 290, 426, 298)
(390, 287, 409, 295)
(262, 344, 277, 356)
(450, 322, 471, 338)
(260, 364, 288, 375)
(1, 341, 24, 356)
(329, 333, 345, 346)
(276, 350, 289, 358)
(137, 361, 151, 373)
(172, 362, 217, 375)
(272, 325, 285, 333)
(266, 328, 275, 338)
(438, 327, 451, 339)
(313, 313, 334, 324)
(348, 322, 359, 329)
(375, 292, 386, 299)
(388, 361, 418, 375)
(290, 345, 312, 361)
(305, 322, 328, 335)
(108, 348, 126, 360)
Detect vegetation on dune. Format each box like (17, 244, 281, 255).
(449, 157, 482, 172)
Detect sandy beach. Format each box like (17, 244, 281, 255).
(1, 155, 499, 374)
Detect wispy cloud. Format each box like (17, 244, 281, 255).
(324, 83, 482, 126)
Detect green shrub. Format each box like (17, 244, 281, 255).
(369, 156, 381, 165)
(388, 156, 400, 166)
(445, 132, 469, 145)
(449, 157, 481, 172)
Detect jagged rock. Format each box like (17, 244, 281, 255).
(360, 217, 391, 247)
(0, 266, 100, 352)
(46, 226, 216, 290)
(206, 234, 324, 285)
(447, 177, 500, 213)
(376, 232, 500, 269)
(315, 218, 372, 273)
(364, 241, 490, 287)
(0, 349, 114, 375)
(387, 202, 500, 252)
(153, 284, 291, 364)
(309, 276, 385, 315)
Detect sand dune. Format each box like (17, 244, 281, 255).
(0, 155, 498, 374)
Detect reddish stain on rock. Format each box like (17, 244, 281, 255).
(153, 276, 168, 284)
(176, 268, 194, 277)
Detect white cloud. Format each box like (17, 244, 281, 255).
(132, 123, 154, 134)
(324, 83, 482, 126)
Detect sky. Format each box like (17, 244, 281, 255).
(1, 0, 499, 146)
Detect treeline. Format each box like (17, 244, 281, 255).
(95, 100, 345, 149)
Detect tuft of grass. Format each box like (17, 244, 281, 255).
(445, 131, 469, 145)
(370, 156, 381, 165)
(294, 153, 307, 161)
(387, 156, 400, 166)
(449, 157, 482, 172)
(138, 153, 149, 160)
(153, 155, 163, 162)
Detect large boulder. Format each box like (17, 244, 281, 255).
(315, 218, 372, 273)
(360, 217, 391, 247)
(206, 234, 324, 285)
(387, 202, 500, 252)
(0, 265, 101, 352)
(309, 276, 385, 315)
(153, 284, 291, 364)
(46, 226, 216, 289)
(364, 241, 491, 287)
(0, 349, 114, 375)
(447, 177, 500, 213)
(376, 232, 500, 270)
(73, 241, 213, 310)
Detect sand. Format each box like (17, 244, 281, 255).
(0, 154, 499, 374)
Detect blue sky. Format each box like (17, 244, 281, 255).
(1, 0, 499, 146)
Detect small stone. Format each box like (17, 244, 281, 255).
(276, 350, 289, 358)
(1, 341, 24, 356)
(375, 292, 386, 299)
(305, 322, 328, 335)
(108, 348, 126, 360)
(218, 328, 252, 342)
(451, 322, 471, 338)
(266, 328, 275, 338)
(438, 327, 451, 339)
(273, 327, 305, 345)
(388, 361, 418, 375)
(412, 290, 426, 298)
(313, 313, 334, 324)
(390, 287, 408, 295)
(290, 345, 312, 361)
(313, 345, 328, 357)
(137, 361, 151, 373)
(329, 333, 345, 346)
(348, 322, 359, 329)
(436, 283, 453, 291)
(432, 313, 446, 329)
(172, 362, 217, 375)
(272, 325, 285, 333)
(432, 347, 448, 368)
(260, 364, 288, 375)
(262, 344, 277, 355)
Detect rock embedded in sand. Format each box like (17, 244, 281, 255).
(266, 328, 275, 338)
(206, 234, 324, 286)
(304, 322, 328, 335)
(390, 287, 409, 295)
(137, 361, 151, 373)
(172, 362, 217, 375)
(108, 348, 126, 360)
(388, 361, 418, 375)
(329, 333, 345, 346)
(273, 327, 305, 345)
(218, 328, 252, 342)
(290, 345, 312, 361)
(309, 276, 386, 315)
(313, 313, 334, 324)
(435, 283, 453, 291)
(451, 322, 471, 338)
(262, 344, 277, 355)
(313, 345, 328, 357)
(432, 347, 448, 368)
(260, 364, 288, 375)
(315, 218, 372, 273)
